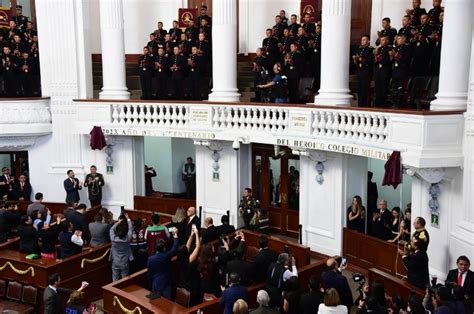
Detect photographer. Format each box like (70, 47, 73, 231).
(266, 252, 298, 309)
(109, 212, 133, 281)
(256, 63, 289, 103)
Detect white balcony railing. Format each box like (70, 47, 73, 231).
(75, 100, 464, 168)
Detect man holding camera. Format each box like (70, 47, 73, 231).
(266, 253, 298, 308)
(321, 258, 353, 310)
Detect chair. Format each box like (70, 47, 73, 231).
(0, 279, 6, 298)
(21, 285, 37, 305)
(175, 287, 191, 307)
(6, 281, 22, 301)
(245, 246, 260, 261)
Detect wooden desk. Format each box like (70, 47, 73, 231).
(134, 196, 196, 215)
(343, 228, 406, 276)
(17, 201, 101, 224)
(368, 268, 424, 301)
(0, 237, 19, 251)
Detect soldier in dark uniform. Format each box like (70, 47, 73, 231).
(179, 33, 192, 58)
(199, 18, 212, 43)
(294, 27, 309, 56)
(352, 35, 374, 107)
(390, 35, 413, 108)
(279, 28, 294, 60)
(153, 47, 169, 99)
(238, 188, 260, 229)
(428, 0, 443, 25)
(398, 15, 414, 41)
(185, 19, 199, 43)
(373, 36, 393, 107)
(411, 14, 433, 76)
(309, 23, 322, 92)
(30, 36, 40, 96)
(289, 14, 300, 36)
(262, 29, 279, 72)
(162, 33, 174, 56)
(10, 34, 29, 58)
(1, 46, 19, 97)
(284, 43, 303, 104)
(154, 21, 167, 42)
(146, 33, 158, 56)
(253, 48, 269, 102)
(7, 21, 21, 43)
(406, 0, 426, 27)
(138, 47, 154, 100)
(187, 46, 204, 100)
(169, 46, 186, 100)
(196, 32, 210, 62)
(272, 15, 286, 41)
(279, 10, 289, 25)
(302, 13, 315, 36)
(24, 22, 37, 45)
(18, 51, 33, 96)
(429, 11, 443, 75)
(376, 17, 397, 45)
(169, 20, 182, 44)
(13, 5, 28, 32)
(197, 5, 212, 26)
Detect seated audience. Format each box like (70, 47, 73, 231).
(18, 214, 39, 254)
(266, 253, 298, 308)
(59, 221, 84, 259)
(318, 288, 348, 314)
(233, 299, 249, 314)
(220, 273, 248, 314)
(109, 213, 133, 280)
(177, 227, 202, 305)
(250, 290, 279, 313)
(300, 274, 325, 314)
(202, 216, 219, 243)
(251, 235, 278, 282)
(217, 214, 236, 236)
(321, 258, 353, 310)
(147, 228, 179, 298)
(401, 235, 430, 289)
(89, 213, 110, 247)
(346, 195, 366, 233)
(145, 213, 170, 255)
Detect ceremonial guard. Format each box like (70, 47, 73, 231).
(185, 19, 199, 42)
(30, 36, 41, 96)
(272, 15, 286, 41)
(188, 46, 204, 100)
(428, 0, 443, 25)
(195, 32, 210, 68)
(178, 33, 192, 58)
(199, 18, 212, 42)
(84, 165, 105, 207)
(138, 47, 154, 100)
(24, 22, 37, 45)
(375, 18, 397, 45)
(197, 5, 212, 26)
(302, 13, 315, 36)
(411, 14, 433, 76)
(169, 20, 182, 44)
(288, 14, 300, 36)
(239, 188, 260, 229)
(352, 35, 374, 107)
(262, 29, 279, 72)
(169, 46, 186, 100)
(13, 5, 28, 31)
(18, 51, 33, 96)
(398, 15, 414, 41)
(153, 47, 169, 99)
(154, 21, 167, 42)
(253, 48, 269, 102)
(1, 46, 18, 97)
(310, 23, 322, 91)
(146, 33, 158, 56)
(284, 43, 303, 103)
(279, 28, 294, 59)
(294, 27, 309, 55)
(390, 35, 413, 108)
(162, 34, 174, 56)
(406, 0, 426, 26)
(373, 36, 392, 107)
(429, 11, 443, 75)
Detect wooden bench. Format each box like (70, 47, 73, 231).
(0, 279, 36, 313)
(124, 209, 173, 226)
(368, 268, 424, 301)
(134, 196, 196, 216)
(343, 228, 406, 276)
(17, 201, 102, 224)
(0, 237, 20, 251)
(0, 244, 112, 312)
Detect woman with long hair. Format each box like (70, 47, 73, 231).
(169, 207, 187, 244)
(347, 195, 366, 233)
(198, 243, 221, 297)
(177, 227, 202, 305)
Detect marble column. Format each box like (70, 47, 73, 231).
(430, 0, 472, 111)
(208, 0, 240, 102)
(99, 0, 130, 99)
(314, 0, 352, 106)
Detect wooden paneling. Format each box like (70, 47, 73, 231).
(368, 268, 424, 301)
(124, 209, 172, 226)
(350, 0, 372, 45)
(343, 228, 406, 277)
(134, 196, 196, 216)
(187, 0, 212, 14)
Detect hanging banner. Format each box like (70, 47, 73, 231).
(178, 8, 198, 28)
(0, 7, 11, 28)
(300, 0, 318, 22)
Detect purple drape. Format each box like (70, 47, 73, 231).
(382, 151, 402, 189)
(90, 126, 107, 150)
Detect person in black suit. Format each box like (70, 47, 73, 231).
(68, 203, 90, 244)
(202, 217, 219, 243)
(64, 169, 82, 204)
(185, 206, 200, 241)
(446, 255, 474, 308)
(320, 258, 353, 309)
(43, 273, 88, 314)
(401, 235, 429, 289)
(11, 174, 32, 201)
(0, 166, 14, 200)
(299, 274, 324, 314)
(372, 199, 393, 240)
(217, 214, 236, 236)
(17, 214, 39, 254)
(226, 232, 254, 286)
(251, 236, 278, 282)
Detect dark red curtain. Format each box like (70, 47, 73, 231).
(382, 151, 402, 189)
(90, 126, 107, 150)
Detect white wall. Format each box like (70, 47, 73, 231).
(370, 0, 412, 44)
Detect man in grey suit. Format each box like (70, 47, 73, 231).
(43, 273, 88, 314)
(64, 169, 82, 204)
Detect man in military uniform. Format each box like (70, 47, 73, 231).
(294, 27, 309, 55)
(1, 46, 18, 97)
(279, 28, 294, 60)
(428, 0, 443, 25)
(302, 13, 315, 36)
(352, 35, 374, 107)
(153, 47, 169, 99)
(84, 165, 105, 207)
(197, 5, 212, 26)
(310, 23, 322, 92)
(146, 33, 158, 56)
(18, 51, 33, 96)
(272, 15, 285, 41)
(178, 33, 192, 58)
(24, 21, 37, 45)
(429, 11, 443, 75)
(162, 33, 174, 56)
(169, 20, 182, 44)
(199, 18, 212, 42)
(30, 36, 40, 96)
(11, 34, 29, 58)
(7, 21, 21, 43)
(412, 216, 430, 251)
(138, 47, 154, 100)
(13, 5, 28, 32)
(373, 36, 393, 107)
(262, 28, 279, 72)
(376, 17, 397, 45)
(169, 46, 186, 100)
(398, 15, 414, 41)
(154, 21, 167, 42)
(196, 32, 211, 68)
(411, 14, 433, 76)
(188, 46, 204, 100)
(239, 188, 260, 229)
(390, 35, 413, 108)
(284, 43, 303, 103)
(279, 10, 289, 25)
(406, 0, 426, 26)
(185, 19, 199, 43)
(253, 47, 268, 102)
(289, 14, 300, 36)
